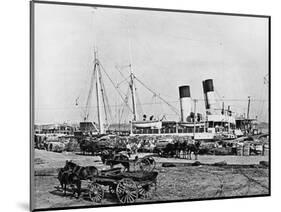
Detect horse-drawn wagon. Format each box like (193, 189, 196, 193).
(58, 155, 158, 204)
(87, 168, 158, 203)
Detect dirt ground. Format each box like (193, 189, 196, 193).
(33, 150, 269, 210)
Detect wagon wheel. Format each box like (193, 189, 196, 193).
(135, 158, 152, 172)
(144, 156, 156, 171)
(88, 182, 104, 203)
(138, 180, 157, 199)
(116, 178, 138, 204)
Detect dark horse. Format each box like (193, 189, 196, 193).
(162, 140, 201, 160)
(64, 160, 99, 180)
(186, 140, 201, 160)
(57, 168, 81, 198)
(162, 143, 176, 157)
(63, 160, 99, 198)
(100, 150, 130, 171)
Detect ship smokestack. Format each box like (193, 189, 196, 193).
(202, 79, 216, 114)
(179, 85, 192, 122)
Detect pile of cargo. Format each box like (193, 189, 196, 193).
(34, 134, 79, 152)
(34, 132, 269, 157)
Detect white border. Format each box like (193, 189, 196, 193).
(1, 0, 280, 212)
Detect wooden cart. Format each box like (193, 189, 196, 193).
(87, 169, 158, 204)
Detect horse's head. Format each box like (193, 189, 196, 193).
(100, 150, 111, 164)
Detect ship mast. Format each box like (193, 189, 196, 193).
(129, 67, 137, 121)
(128, 28, 138, 121)
(193, 99, 197, 138)
(94, 49, 105, 134)
(247, 96, 251, 119)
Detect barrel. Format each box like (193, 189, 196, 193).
(243, 143, 250, 156)
(236, 144, 244, 156)
(263, 144, 269, 156)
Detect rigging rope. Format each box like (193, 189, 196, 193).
(119, 86, 131, 123)
(84, 64, 96, 121)
(134, 75, 180, 116)
(97, 66, 109, 126)
(101, 77, 114, 124)
(116, 76, 130, 88)
(115, 64, 131, 81)
(135, 86, 144, 118)
(99, 63, 133, 114)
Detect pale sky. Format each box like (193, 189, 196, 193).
(34, 3, 269, 124)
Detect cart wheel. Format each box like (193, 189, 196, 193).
(145, 157, 156, 172)
(135, 158, 151, 172)
(116, 178, 138, 204)
(138, 181, 157, 199)
(88, 183, 104, 203)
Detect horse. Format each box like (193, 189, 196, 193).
(174, 139, 190, 158)
(175, 139, 187, 159)
(79, 139, 95, 155)
(163, 143, 176, 157)
(64, 161, 99, 180)
(57, 168, 81, 198)
(186, 140, 201, 160)
(100, 150, 130, 171)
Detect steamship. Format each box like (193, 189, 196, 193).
(130, 79, 250, 140)
(79, 48, 254, 141)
